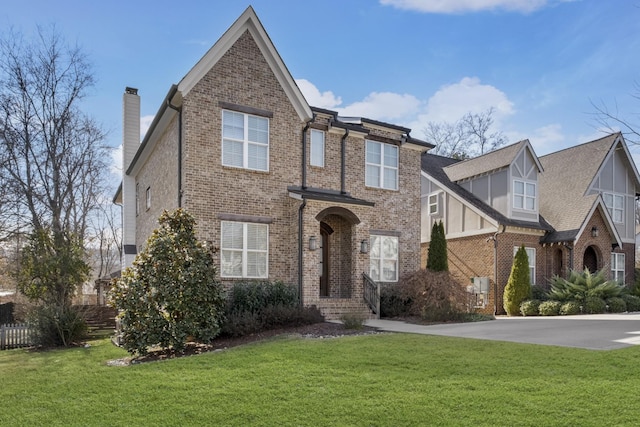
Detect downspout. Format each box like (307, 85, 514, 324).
(489, 224, 506, 315)
(340, 129, 349, 194)
(166, 99, 183, 207)
(301, 117, 313, 190)
(297, 198, 307, 307)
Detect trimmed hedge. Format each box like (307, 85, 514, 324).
(538, 301, 561, 316)
(520, 300, 540, 317)
(606, 297, 626, 313)
(622, 294, 640, 312)
(559, 301, 581, 315)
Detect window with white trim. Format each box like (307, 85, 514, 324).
(611, 252, 625, 283)
(310, 129, 325, 167)
(514, 246, 536, 285)
(222, 110, 269, 171)
(513, 180, 536, 211)
(145, 187, 151, 210)
(428, 193, 439, 215)
(603, 193, 624, 224)
(220, 221, 268, 278)
(370, 235, 398, 282)
(366, 141, 398, 190)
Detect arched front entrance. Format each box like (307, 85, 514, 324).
(316, 207, 360, 299)
(583, 245, 599, 273)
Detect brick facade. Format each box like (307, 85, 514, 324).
(129, 28, 426, 319)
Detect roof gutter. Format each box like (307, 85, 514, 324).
(487, 224, 506, 315)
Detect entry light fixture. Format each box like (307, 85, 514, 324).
(360, 239, 370, 254)
(591, 226, 599, 238)
(309, 236, 318, 251)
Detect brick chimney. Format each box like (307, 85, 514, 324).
(122, 87, 140, 269)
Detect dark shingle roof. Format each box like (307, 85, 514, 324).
(422, 153, 553, 232)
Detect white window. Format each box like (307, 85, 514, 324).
(370, 235, 398, 282)
(513, 180, 536, 211)
(513, 246, 536, 285)
(366, 141, 398, 190)
(222, 110, 269, 171)
(220, 221, 268, 278)
(310, 129, 325, 167)
(603, 193, 624, 224)
(611, 253, 625, 283)
(428, 193, 439, 215)
(145, 187, 151, 210)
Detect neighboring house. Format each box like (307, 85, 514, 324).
(113, 7, 432, 319)
(421, 133, 640, 314)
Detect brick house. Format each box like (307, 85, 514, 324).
(113, 7, 432, 319)
(421, 133, 640, 314)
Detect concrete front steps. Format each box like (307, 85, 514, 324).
(314, 298, 375, 320)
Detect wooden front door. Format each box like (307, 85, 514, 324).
(320, 227, 330, 297)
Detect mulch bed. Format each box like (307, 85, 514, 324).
(106, 322, 380, 366)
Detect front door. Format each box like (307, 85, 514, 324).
(320, 227, 330, 297)
(583, 246, 598, 273)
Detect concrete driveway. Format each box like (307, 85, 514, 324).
(365, 313, 640, 350)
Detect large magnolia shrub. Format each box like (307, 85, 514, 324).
(547, 269, 623, 303)
(110, 209, 225, 355)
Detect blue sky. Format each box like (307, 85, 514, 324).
(3, 0, 640, 180)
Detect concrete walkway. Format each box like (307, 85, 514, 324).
(364, 313, 640, 350)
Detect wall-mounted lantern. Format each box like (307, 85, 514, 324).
(591, 226, 599, 238)
(309, 236, 318, 251)
(360, 239, 370, 254)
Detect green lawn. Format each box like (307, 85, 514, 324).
(1, 333, 638, 426)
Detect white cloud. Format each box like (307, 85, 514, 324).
(296, 79, 342, 109)
(506, 124, 565, 155)
(407, 77, 514, 136)
(339, 92, 422, 122)
(141, 115, 154, 140)
(379, 0, 565, 14)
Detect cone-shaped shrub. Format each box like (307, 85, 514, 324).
(503, 245, 531, 316)
(426, 221, 448, 272)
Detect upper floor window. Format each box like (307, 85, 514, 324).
(611, 252, 625, 283)
(513, 180, 536, 211)
(603, 192, 624, 223)
(428, 193, 439, 215)
(513, 246, 536, 285)
(310, 129, 325, 167)
(220, 221, 268, 278)
(222, 110, 269, 171)
(370, 235, 398, 282)
(366, 141, 398, 190)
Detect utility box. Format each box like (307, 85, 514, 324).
(470, 277, 489, 308)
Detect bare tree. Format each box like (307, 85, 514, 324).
(87, 202, 122, 280)
(591, 82, 640, 146)
(423, 108, 507, 159)
(0, 26, 108, 243)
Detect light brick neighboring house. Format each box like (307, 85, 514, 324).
(113, 7, 433, 319)
(421, 133, 640, 314)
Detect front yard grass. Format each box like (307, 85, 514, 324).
(1, 333, 639, 426)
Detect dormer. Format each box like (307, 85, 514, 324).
(443, 140, 543, 222)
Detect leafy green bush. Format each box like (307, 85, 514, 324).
(520, 300, 540, 316)
(559, 301, 581, 315)
(226, 280, 297, 315)
(622, 294, 640, 312)
(504, 246, 531, 316)
(583, 296, 606, 314)
(530, 285, 548, 301)
(221, 305, 323, 337)
(548, 269, 623, 302)
(28, 305, 87, 347)
(110, 209, 226, 356)
(606, 297, 627, 313)
(538, 301, 561, 316)
(340, 312, 367, 330)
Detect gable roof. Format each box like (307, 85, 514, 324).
(538, 133, 634, 242)
(422, 153, 552, 232)
(444, 139, 542, 182)
(178, 6, 312, 122)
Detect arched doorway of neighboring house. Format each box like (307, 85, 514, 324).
(554, 248, 564, 277)
(583, 246, 598, 273)
(315, 207, 360, 299)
